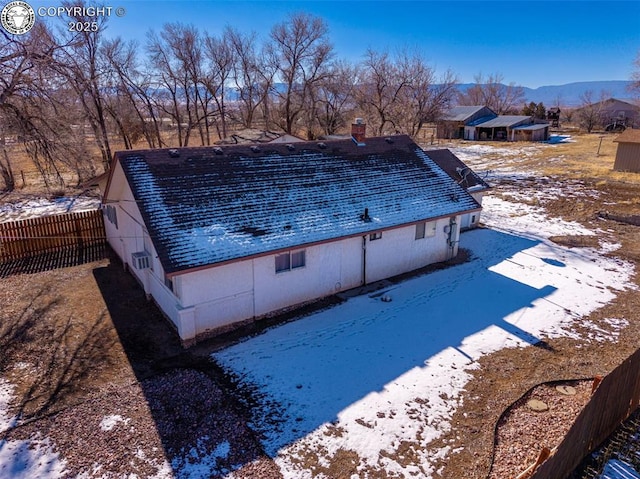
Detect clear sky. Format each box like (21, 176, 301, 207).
(24, 0, 640, 88)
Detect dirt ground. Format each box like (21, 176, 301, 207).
(1, 132, 639, 478)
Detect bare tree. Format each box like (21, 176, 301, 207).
(203, 32, 234, 141)
(357, 49, 406, 136)
(315, 60, 359, 136)
(458, 73, 525, 114)
(577, 90, 604, 133)
(0, 24, 78, 187)
(630, 49, 640, 98)
(52, 4, 114, 171)
(357, 49, 456, 137)
(267, 13, 333, 135)
(102, 38, 164, 149)
(225, 27, 274, 129)
(147, 24, 205, 147)
(0, 147, 15, 191)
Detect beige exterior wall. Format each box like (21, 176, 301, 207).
(613, 143, 640, 172)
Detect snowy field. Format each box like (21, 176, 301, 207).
(0, 161, 637, 477)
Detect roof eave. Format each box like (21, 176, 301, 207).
(164, 207, 482, 278)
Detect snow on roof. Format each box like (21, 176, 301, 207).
(425, 148, 491, 191)
(113, 135, 480, 275)
(475, 116, 534, 128)
(512, 123, 549, 131)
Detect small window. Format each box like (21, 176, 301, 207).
(275, 253, 291, 273)
(369, 232, 382, 241)
(291, 250, 305, 269)
(275, 250, 306, 273)
(471, 215, 477, 223)
(416, 221, 436, 239)
(104, 204, 118, 228)
(164, 277, 173, 292)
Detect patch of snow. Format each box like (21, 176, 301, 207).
(0, 378, 18, 433)
(482, 195, 595, 239)
(0, 197, 100, 223)
(600, 241, 622, 253)
(99, 414, 130, 432)
(547, 135, 577, 144)
(0, 437, 67, 479)
(599, 458, 640, 479)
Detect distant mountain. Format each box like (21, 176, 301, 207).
(456, 81, 635, 107)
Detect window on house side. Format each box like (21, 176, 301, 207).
(164, 277, 173, 292)
(291, 250, 305, 269)
(276, 250, 306, 273)
(369, 232, 382, 241)
(275, 253, 291, 273)
(416, 221, 436, 239)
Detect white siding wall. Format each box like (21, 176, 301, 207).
(175, 237, 363, 337)
(253, 237, 362, 316)
(179, 261, 255, 335)
(365, 219, 452, 283)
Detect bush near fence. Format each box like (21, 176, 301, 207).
(0, 209, 106, 263)
(527, 348, 640, 479)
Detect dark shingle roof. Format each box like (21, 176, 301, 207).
(424, 149, 490, 192)
(111, 135, 480, 274)
(442, 106, 490, 122)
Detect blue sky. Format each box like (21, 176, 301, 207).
(26, 0, 640, 88)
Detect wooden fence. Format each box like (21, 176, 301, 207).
(0, 209, 106, 264)
(528, 348, 640, 479)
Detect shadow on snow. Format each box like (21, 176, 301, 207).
(213, 228, 562, 458)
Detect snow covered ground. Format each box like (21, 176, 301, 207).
(0, 197, 100, 223)
(213, 196, 635, 478)
(0, 179, 636, 477)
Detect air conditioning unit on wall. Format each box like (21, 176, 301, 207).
(131, 251, 151, 270)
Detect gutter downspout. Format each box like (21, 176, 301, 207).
(447, 217, 458, 260)
(362, 235, 367, 286)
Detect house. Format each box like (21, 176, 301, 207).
(437, 106, 497, 140)
(613, 129, 640, 172)
(437, 106, 549, 141)
(575, 98, 640, 131)
(424, 149, 490, 229)
(102, 125, 481, 345)
(473, 115, 549, 142)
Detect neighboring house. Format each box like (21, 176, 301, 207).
(598, 98, 639, 129)
(576, 98, 640, 130)
(425, 149, 491, 229)
(437, 106, 497, 140)
(102, 126, 481, 345)
(613, 129, 640, 173)
(437, 106, 549, 141)
(473, 115, 549, 142)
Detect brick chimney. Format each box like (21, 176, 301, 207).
(351, 118, 366, 145)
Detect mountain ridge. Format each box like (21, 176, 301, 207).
(456, 80, 635, 107)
